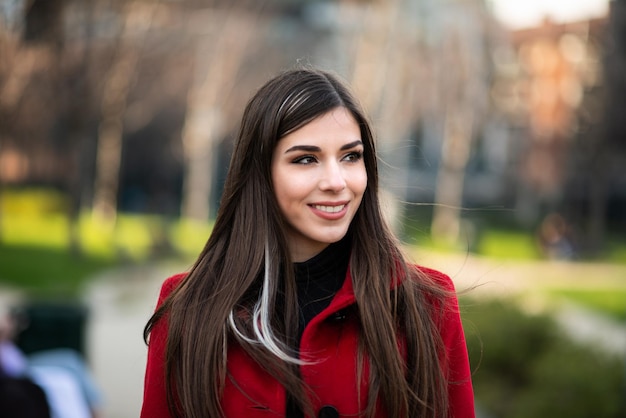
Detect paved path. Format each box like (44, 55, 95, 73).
(84, 262, 186, 418)
(554, 302, 626, 356)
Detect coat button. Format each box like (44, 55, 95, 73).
(330, 309, 347, 321)
(318, 405, 339, 418)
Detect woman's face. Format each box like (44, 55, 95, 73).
(271, 107, 367, 262)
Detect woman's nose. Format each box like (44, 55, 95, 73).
(319, 162, 346, 192)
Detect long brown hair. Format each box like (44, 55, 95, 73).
(144, 67, 449, 417)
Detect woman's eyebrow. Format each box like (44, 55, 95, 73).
(284, 145, 321, 153)
(340, 140, 363, 150)
(284, 140, 363, 154)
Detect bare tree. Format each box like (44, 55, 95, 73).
(0, 0, 68, 242)
(428, 3, 491, 244)
(0, 28, 24, 244)
(430, 28, 477, 243)
(179, 4, 262, 221)
(92, 0, 160, 223)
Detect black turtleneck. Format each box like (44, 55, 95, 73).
(293, 235, 351, 339)
(286, 235, 351, 418)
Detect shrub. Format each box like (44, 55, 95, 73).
(462, 298, 626, 418)
(512, 343, 624, 418)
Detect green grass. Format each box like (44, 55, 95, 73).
(406, 226, 542, 260)
(399, 205, 542, 260)
(0, 188, 213, 298)
(0, 244, 115, 298)
(0, 212, 212, 297)
(549, 288, 626, 322)
(1, 188, 68, 215)
(474, 229, 541, 260)
(462, 297, 626, 418)
(3, 212, 168, 260)
(606, 236, 626, 264)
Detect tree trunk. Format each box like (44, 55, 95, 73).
(431, 110, 474, 243)
(64, 1, 98, 255)
(92, 2, 157, 223)
(428, 7, 489, 245)
(180, 8, 257, 221)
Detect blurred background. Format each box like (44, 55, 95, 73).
(0, 0, 624, 417)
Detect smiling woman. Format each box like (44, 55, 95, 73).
(141, 67, 475, 418)
(271, 107, 367, 262)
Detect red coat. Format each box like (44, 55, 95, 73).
(141, 267, 475, 418)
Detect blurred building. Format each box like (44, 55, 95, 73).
(507, 16, 609, 224)
(505, 7, 626, 247)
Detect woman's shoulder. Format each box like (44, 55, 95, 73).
(163, 272, 187, 288)
(411, 265, 456, 292)
(156, 273, 187, 305)
(403, 265, 466, 338)
(407, 264, 461, 311)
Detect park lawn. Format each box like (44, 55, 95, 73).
(406, 225, 543, 261)
(422, 227, 626, 264)
(607, 236, 626, 264)
(0, 213, 211, 297)
(1, 195, 212, 297)
(475, 229, 542, 260)
(0, 243, 116, 297)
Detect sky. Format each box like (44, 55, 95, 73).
(488, 0, 611, 29)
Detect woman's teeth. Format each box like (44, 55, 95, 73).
(314, 204, 345, 213)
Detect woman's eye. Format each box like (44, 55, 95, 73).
(343, 151, 363, 162)
(293, 155, 317, 164)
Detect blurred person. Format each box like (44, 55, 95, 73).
(0, 371, 50, 418)
(537, 212, 576, 260)
(0, 312, 50, 418)
(142, 67, 475, 418)
(0, 310, 104, 418)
